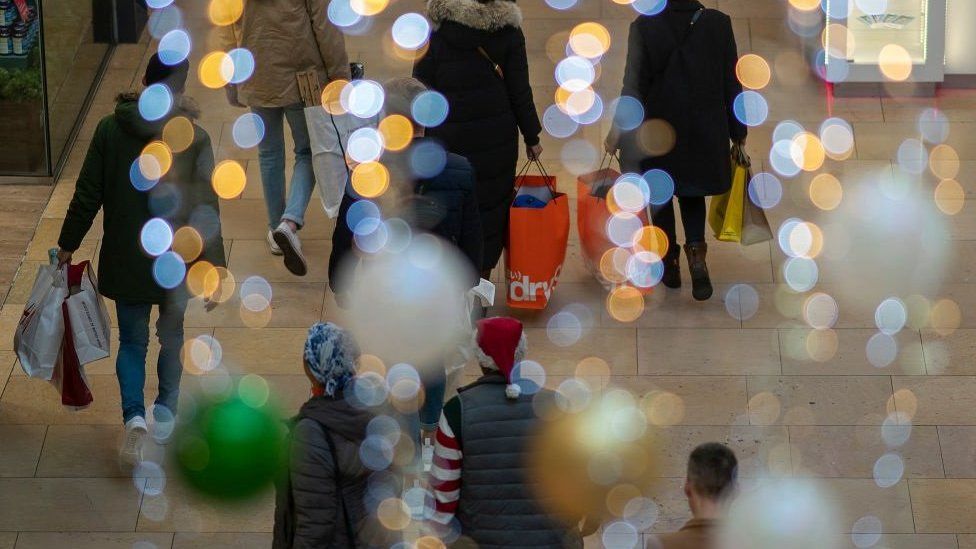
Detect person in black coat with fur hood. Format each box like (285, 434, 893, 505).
(414, 0, 543, 279)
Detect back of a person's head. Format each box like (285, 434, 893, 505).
(384, 77, 428, 124)
(144, 53, 190, 94)
(687, 442, 738, 501)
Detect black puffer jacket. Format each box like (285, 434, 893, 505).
(288, 396, 376, 548)
(414, 0, 541, 272)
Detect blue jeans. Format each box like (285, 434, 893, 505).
(419, 367, 447, 431)
(252, 103, 315, 231)
(115, 299, 187, 423)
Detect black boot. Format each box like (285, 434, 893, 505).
(661, 248, 681, 289)
(684, 242, 713, 301)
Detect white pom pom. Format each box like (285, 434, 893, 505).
(505, 383, 522, 400)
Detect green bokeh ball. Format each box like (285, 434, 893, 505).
(174, 388, 285, 500)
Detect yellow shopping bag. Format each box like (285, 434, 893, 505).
(708, 159, 748, 242)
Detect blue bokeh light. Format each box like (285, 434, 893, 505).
(232, 112, 266, 149)
(158, 29, 191, 65)
(152, 251, 186, 289)
(733, 91, 768, 127)
(611, 96, 645, 132)
(228, 48, 256, 84)
(392, 13, 430, 49)
(409, 140, 447, 178)
(643, 169, 675, 206)
(130, 159, 159, 191)
(140, 218, 174, 257)
(147, 5, 182, 39)
(411, 90, 449, 128)
(346, 200, 381, 233)
(632, 0, 667, 15)
(543, 104, 579, 138)
(748, 172, 783, 209)
(139, 84, 173, 122)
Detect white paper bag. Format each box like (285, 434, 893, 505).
(305, 106, 376, 218)
(14, 265, 68, 380)
(65, 262, 110, 365)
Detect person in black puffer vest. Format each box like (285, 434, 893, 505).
(414, 0, 543, 279)
(427, 317, 585, 548)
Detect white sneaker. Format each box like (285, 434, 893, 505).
(120, 416, 148, 469)
(151, 404, 176, 445)
(272, 221, 308, 276)
(267, 230, 283, 256)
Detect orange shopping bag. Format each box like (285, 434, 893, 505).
(506, 161, 570, 310)
(577, 156, 652, 291)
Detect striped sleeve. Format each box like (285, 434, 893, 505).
(429, 397, 462, 526)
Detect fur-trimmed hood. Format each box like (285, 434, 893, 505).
(427, 0, 522, 31)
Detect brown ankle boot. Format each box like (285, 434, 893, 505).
(684, 242, 713, 301)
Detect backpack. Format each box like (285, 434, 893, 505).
(272, 416, 357, 549)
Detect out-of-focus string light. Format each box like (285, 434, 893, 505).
(819, 117, 855, 159)
(569, 22, 610, 59)
(342, 80, 385, 119)
(556, 56, 596, 92)
(208, 0, 243, 26)
(172, 226, 203, 262)
(350, 0, 389, 16)
(918, 108, 949, 144)
(321, 80, 349, 115)
(148, 5, 182, 39)
(809, 173, 843, 210)
(162, 116, 194, 153)
(378, 115, 413, 152)
(736, 54, 771, 90)
(749, 172, 782, 209)
(227, 48, 255, 84)
(733, 90, 769, 127)
(878, 43, 912, 81)
(232, 112, 265, 149)
(139, 83, 173, 121)
(636, 119, 676, 156)
(609, 96, 644, 132)
(411, 90, 449, 127)
(351, 161, 390, 198)
(929, 145, 960, 180)
(392, 13, 430, 50)
(211, 160, 247, 199)
(632, 0, 667, 15)
(153, 251, 187, 289)
(607, 286, 644, 322)
(140, 141, 173, 181)
(934, 179, 964, 215)
(141, 218, 173, 257)
(158, 29, 191, 65)
(543, 104, 579, 138)
(199, 51, 234, 89)
(328, 0, 362, 28)
(896, 138, 927, 175)
(348, 127, 385, 163)
(788, 0, 820, 10)
(790, 132, 826, 172)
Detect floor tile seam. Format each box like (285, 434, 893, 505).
(935, 425, 950, 479)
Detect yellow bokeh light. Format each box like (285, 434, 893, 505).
(206, 266, 236, 302)
(748, 391, 781, 424)
(637, 118, 676, 157)
(809, 173, 843, 210)
(599, 247, 630, 284)
(199, 51, 234, 89)
(376, 498, 411, 530)
(643, 391, 684, 426)
(606, 286, 644, 323)
(575, 356, 610, 384)
(791, 132, 825, 172)
(350, 0, 389, 16)
(186, 261, 216, 299)
(415, 536, 446, 549)
(358, 354, 387, 377)
(930, 299, 961, 335)
(208, 0, 243, 25)
(181, 337, 216, 376)
(162, 116, 195, 154)
(240, 302, 273, 329)
(172, 226, 204, 263)
(929, 144, 960, 180)
(555, 86, 596, 116)
(788, 0, 820, 10)
(379, 114, 413, 152)
(632, 225, 669, 257)
(140, 141, 173, 180)
(605, 484, 641, 516)
(351, 162, 390, 198)
(212, 160, 247, 199)
(888, 388, 917, 420)
(569, 22, 611, 58)
(788, 221, 824, 259)
(321, 79, 349, 115)
(878, 44, 913, 81)
(934, 179, 964, 215)
(805, 328, 838, 362)
(736, 54, 771, 90)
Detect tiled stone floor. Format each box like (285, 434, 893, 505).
(1, 0, 975, 547)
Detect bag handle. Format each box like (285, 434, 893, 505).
(515, 159, 555, 194)
(731, 141, 751, 168)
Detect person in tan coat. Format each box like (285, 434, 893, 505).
(647, 443, 738, 549)
(220, 0, 350, 276)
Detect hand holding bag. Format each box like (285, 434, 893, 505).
(506, 161, 570, 310)
(708, 143, 750, 243)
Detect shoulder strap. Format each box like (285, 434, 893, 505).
(681, 8, 706, 44)
(477, 46, 505, 80)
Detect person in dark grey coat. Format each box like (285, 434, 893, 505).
(607, 0, 747, 301)
(278, 322, 381, 548)
(414, 0, 543, 278)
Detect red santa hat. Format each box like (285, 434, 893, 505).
(473, 317, 527, 400)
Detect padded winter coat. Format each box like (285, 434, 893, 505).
(414, 0, 542, 272)
(619, 0, 747, 196)
(58, 96, 225, 304)
(218, 0, 351, 107)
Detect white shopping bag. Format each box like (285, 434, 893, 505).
(14, 264, 68, 380)
(305, 106, 376, 218)
(64, 261, 110, 365)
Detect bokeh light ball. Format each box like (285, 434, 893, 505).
(174, 391, 283, 500)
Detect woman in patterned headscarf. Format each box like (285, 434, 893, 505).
(274, 322, 383, 547)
